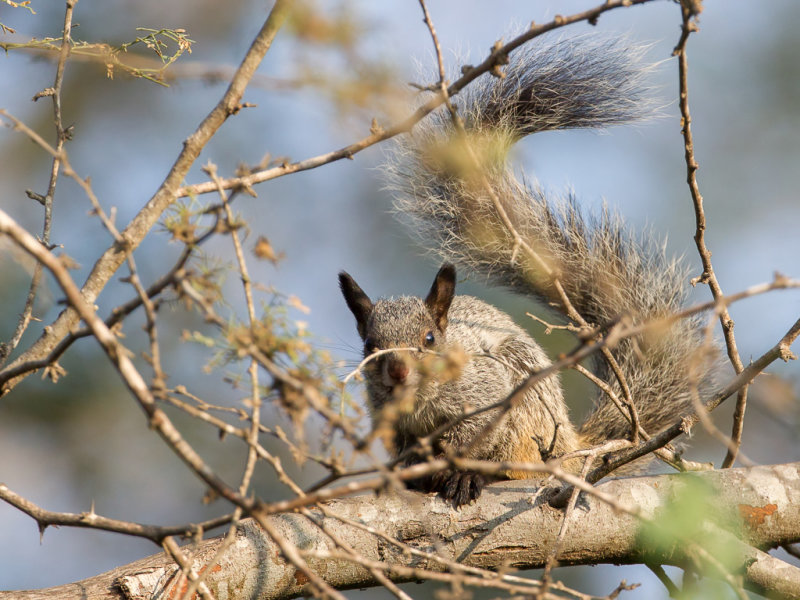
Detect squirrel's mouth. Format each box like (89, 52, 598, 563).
(386, 380, 418, 397)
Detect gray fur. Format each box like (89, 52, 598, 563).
(342, 36, 717, 500)
(348, 292, 579, 467)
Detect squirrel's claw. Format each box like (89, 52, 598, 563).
(432, 469, 487, 508)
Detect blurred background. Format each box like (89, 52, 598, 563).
(1, 0, 799, 597)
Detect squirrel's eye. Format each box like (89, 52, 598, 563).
(424, 331, 435, 347)
(364, 338, 377, 355)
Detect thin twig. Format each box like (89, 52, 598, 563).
(0, 482, 233, 542)
(588, 317, 800, 483)
(646, 564, 680, 598)
(0, 0, 76, 366)
(674, 4, 747, 469)
(206, 161, 265, 495)
(0, 0, 293, 396)
(173, 161, 261, 600)
(162, 537, 215, 600)
(539, 451, 597, 597)
(0, 212, 222, 388)
(177, 0, 658, 199)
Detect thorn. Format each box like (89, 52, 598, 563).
(25, 190, 46, 205)
(32, 88, 55, 102)
(369, 118, 384, 136)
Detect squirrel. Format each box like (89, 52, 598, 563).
(339, 37, 716, 507)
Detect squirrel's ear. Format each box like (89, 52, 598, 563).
(425, 263, 456, 331)
(339, 271, 373, 340)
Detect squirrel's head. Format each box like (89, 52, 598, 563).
(338, 264, 455, 394)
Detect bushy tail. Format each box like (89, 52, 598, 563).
(389, 36, 716, 443)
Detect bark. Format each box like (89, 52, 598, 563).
(4, 462, 800, 600)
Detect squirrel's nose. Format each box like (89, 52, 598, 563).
(386, 358, 409, 384)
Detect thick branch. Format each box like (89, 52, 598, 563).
(4, 463, 799, 600)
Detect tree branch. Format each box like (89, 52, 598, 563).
(4, 462, 799, 600)
(176, 0, 658, 200)
(673, 1, 748, 471)
(0, 0, 292, 396)
(0, 0, 75, 366)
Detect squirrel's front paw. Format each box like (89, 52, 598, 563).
(430, 470, 487, 508)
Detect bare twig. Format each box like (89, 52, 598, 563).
(205, 161, 265, 495)
(0, 212, 222, 388)
(647, 563, 680, 598)
(0, 482, 233, 543)
(162, 537, 215, 600)
(539, 449, 598, 597)
(0, 0, 293, 396)
(674, 3, 747, 469)
(177, 0, 657, 199)
(0, 0, 76, 366)
(0, 208, 254, 508)
(588, 318, 800, 483)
